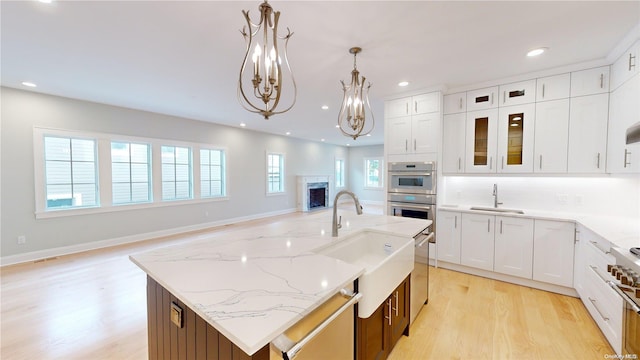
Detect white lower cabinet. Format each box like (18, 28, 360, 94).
(494, 217, 534, 278)
(436, 210, 461, 264)
(460, 213, 495, 271)
(532, 220, 575, 287)
(574, 225, 622, 355)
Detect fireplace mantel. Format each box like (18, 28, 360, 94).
(297, 176, 331, 212)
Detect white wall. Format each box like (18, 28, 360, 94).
(1, 87, 349, 261)
(440, 175, 640, 218)
(348, 145, 385, 204)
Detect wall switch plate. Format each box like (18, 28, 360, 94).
(557, 194, 568, 205)
(17, 235, 26, 245)
(170, 302, 183, 328)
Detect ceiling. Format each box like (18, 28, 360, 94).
(2, 1, 639, 147)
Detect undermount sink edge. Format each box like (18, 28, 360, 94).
(469, 206, 525, 214)
(312, 230, 414, 318)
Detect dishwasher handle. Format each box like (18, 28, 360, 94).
(278, 292, 363, 360)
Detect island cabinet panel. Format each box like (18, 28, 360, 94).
(146, 276, 270, 360)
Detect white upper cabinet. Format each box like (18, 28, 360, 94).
(534, 99, 570, 173)
(443, 92, 467, 114)
(568, 93, 609, 173)
(570, 66, 610, 97)
(499, 80, 536, 106)
(536, 73, 570, 102)
(497, 103, 535, 173)
(386, 93, 439, 118)
(442, 113, 466, 173)
(466, 86, 498, 111)
(465, 109, 498, 173)
(607, 72, 640, 174)
(610, 40, 639, 92)
(385, 92, 441, 156)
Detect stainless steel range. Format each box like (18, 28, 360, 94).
(608, 247, 640, 356)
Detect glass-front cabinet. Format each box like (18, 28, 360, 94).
(465, 109, 498, 173)
(497, 104, 535, 173)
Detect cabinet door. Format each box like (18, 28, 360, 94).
(389, 278, 409, 348)
(357, 300, 389, 360)
(610, 41, 639, 92)
(570, 66, 610, 97)
(607, 73, 640, 174)
(443, 92, 466, 114)
(461, 213, 494, 271)
(413, 93, 440, 114)
(568, 94, 609, 173)
(436, 211, 461, 264)
(536, 73, 570, 102)
(465, 109, 498, 173)
(499, 80, 536, 106)
(442, 113, 466, 173)
(386, 98, 410, 118)
(494, 216, 534, 279)
(413, 112, 439, 154)
(386, 116, 412, 155)
(533, 220, 575, 287)
(466, 86, 498, 111)
(534, 99, 570, 173)
(497, 103, 535, 173)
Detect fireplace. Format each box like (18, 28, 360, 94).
(297, 176, 330, 212)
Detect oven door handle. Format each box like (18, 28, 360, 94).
(389, 202, 432, 211)
(607, 281, 640, 314)
(389, 172, 432, 177)
(415, 232, 434, 247)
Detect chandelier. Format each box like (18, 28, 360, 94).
(338, 47, 374, 140)
(238, 0, 296, 120)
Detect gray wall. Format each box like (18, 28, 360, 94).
(348, 145, 385, 204)
(1, 87, 350, 259)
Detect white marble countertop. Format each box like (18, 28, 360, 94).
(438, 204, 640, 250)
(129, 212, 430, 356)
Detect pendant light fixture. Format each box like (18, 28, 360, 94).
(338, 47, 374, 140)
(238, 1, 296, 120)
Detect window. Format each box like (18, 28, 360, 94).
(111, 141, 151, 204)
(267, 153, 284, 193)
(335, 158, 345, 188)
(200, 148, 226, 198)
(161, 145, 192, 200)
(44, 135, 98, 209)
(364, 158, 383, 188)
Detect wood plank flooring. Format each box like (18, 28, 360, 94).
(1, 208, 613, 359)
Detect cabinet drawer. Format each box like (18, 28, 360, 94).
(466, 86, 498, 111)
(582, 264, 623, 353)
(443, 92, 466, 114)
(571, 66, 610, 97)
(499, 80, 536, 106)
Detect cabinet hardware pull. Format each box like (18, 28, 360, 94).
(406, 103, 409, 115)
(589, 240, 611, 255)
(458, 157, 461, 171)
(502, 156, 504, 170)
(629, 53, 636, 71)
(503, 91, 506, 103)
(599, 74, 604, 89)
(491, 93, 494, 105)
(487, 219, 490, 232)
(542, 84, 545, 98)
(394, 291, 399, 316)
(454, 216, 457, 229)
(405, 139, 408, 152)
(500, 220, 503, 234)
(415, 101, 418, 113)
(490, 157, 493, 170)
(540, 155, 543, 169)
(596, 153, 600, 169)
(414, 139, 417, 151)
(386, 298, 392, 326)
(588, 297, 609, 321)
(459, 98, 463, 109)
(624, 149, 631, 168)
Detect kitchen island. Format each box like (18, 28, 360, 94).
(130, 211, 430, 358)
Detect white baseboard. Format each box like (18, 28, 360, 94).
(0, 208, 297, 267)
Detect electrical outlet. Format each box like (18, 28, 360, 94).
(557, 194, 568, 205)
(17, 235, 26, 245)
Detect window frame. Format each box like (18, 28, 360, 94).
(363, 157, 384, 190)
(266, 152, 285, 195)
(199, 147, 227, 199)
(111, 140, 152, 205)
(160, 145, 194, 201)
(335, 157, 345, 189)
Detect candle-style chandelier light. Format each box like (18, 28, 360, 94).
(338, 47, 374, 140)
(238, 0, 296, 120)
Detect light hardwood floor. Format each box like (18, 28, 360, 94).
(1, 208, 613, 359)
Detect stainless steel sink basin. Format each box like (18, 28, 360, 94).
(469, 206, 525, 214)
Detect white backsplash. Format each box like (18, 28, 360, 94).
(440, 175, 640, 218)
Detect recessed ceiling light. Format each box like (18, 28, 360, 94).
(321, 105, 329, 110)
(346, 143, 350, 147)
(240, 122, 246, 127)
(527, 48, 547, 57)
(366, 134, 371, 137)
(39, 0, 53, 3)
(335, 124, 339, 128)
(321, 138, 325, 142)
(22, 81, 37, 87)
(285, 131, 291, 135)
(398, 81, 409, 87)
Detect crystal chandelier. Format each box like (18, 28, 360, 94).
(338, 47, 374, 140)
(238, 0, 296, 120)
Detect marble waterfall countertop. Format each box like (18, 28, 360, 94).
(129, 212, 430, 356)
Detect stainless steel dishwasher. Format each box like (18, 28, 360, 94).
(410, 226, 433, 326)
(270, 283, 361, 360)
